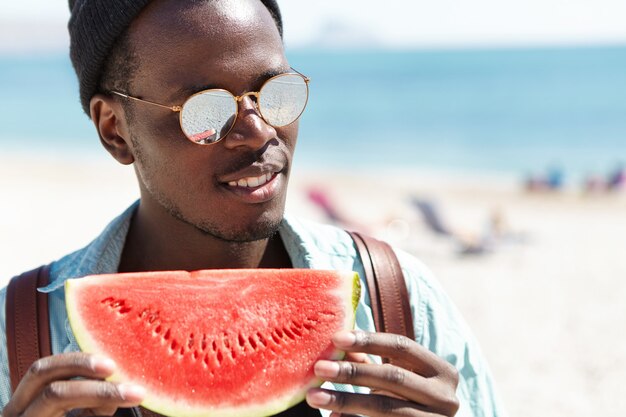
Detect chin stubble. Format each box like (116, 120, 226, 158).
(166, 203, 283, 243)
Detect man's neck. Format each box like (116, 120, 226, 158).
(118, 202, 292, 273)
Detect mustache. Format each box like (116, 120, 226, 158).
(217, 138, 288, 176)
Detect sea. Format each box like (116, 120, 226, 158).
(1, 45, 626, 184)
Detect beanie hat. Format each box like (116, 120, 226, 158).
(68, 0, 283, 116)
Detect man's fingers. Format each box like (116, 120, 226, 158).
(307, 388, 439, 417)
(315, 361, 459, 414)
(344, 351, 372, 364)
(21, 380, 145, 417)
(7, 353, 116, 415)
(333, 331, 458, 380)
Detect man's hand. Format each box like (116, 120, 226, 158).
(306, 331, 460, 417)
(2, 352, 145, 417)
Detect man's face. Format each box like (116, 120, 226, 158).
(121, 0, 297, 242)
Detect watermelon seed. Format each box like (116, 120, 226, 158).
(211, 340, 217, 352)
(171, 339, 178, 351)
(283, 327, 296, 340)
(203, 354, 210, 368)
(238, 334, 246, 349)
(101, 297, 114, 304)
(201, 335, 208, 351)
(217, 350, 224, 364)
(193, 350, 199, 360)
(256, 333, 267, 347)
(271, 331, 281, 344)
(290, 324, 302, 337)
(154, 325, 162, 334)
(187, 334, 195, 349)
(179, 346, 185, 356)
(248, 336, 257, 350)
(164, 329, 171, 340)
(118, 306, 132, 314)
(276, 328, 284, 339)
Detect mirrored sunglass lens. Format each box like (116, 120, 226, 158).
(259, 74, 308, 127)
(181, 91, 237, 144)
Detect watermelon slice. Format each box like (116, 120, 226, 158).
(65, 269, 360, 417)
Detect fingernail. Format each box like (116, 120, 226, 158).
(306, 388, 332, 406)
(332, 331, 356, 347)
(315, 360, 340, 378)
(118, 384, 146, 402)
(92, 355, 116, 373)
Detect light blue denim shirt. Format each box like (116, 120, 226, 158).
(0, 202, 506, 417)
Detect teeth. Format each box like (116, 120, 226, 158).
(228, 173, 274, 188)
(247, 176, 260, 187)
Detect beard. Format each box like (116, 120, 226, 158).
(163, 199, 283, 243)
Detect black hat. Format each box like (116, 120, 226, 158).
(68, 0, 283, 116)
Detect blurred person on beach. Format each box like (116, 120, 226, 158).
(524, 164, 565, 192)
(583, 162, 625, 194)
(0, 1, 506, 417)
(608, 162, 626, 191)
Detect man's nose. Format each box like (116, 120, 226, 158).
(221, 95, 277, 150)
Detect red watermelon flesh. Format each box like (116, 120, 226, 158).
(65, 269, 360, 417)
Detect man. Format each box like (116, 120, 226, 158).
(0, 0, 506, 416)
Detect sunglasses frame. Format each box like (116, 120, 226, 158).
(110, 68, 310, 145)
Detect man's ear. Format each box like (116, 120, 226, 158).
(90, 94, 135, 165)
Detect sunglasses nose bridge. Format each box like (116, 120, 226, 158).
(235, 91, 260, 103)
(234, 91, 262, 116)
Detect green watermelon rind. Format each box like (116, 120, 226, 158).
(65, 270, 361, 417)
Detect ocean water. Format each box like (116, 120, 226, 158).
(1, 46, 625, 181)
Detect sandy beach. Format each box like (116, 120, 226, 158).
(1, 150, 625, 416)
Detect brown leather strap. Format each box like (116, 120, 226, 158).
(6, 265, 52, 393)
(349, 232, 415, 343)
(350, 232, 383, 335)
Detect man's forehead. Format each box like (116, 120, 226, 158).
(124, 0, 287, 99)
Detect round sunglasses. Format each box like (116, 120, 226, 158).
(110, 70, 310, 144)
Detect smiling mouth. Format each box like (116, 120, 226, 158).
(227, 172, 276, 188)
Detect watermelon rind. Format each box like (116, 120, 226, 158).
(65, 269, 360, 417)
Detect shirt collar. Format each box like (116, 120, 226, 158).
(38, 200, 138, 295)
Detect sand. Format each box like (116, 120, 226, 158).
(1, 150, 625, 416)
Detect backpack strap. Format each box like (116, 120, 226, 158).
(6, 265, 52, 393)
(348, 232, 415, 343)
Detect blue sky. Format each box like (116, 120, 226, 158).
(2, 0, 626, 52)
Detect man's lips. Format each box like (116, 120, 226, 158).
(218, 162, 284, 188)
(226, 172, 275, 188)
(220, 171, 283, 203)
(216, 162, 285, 203)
